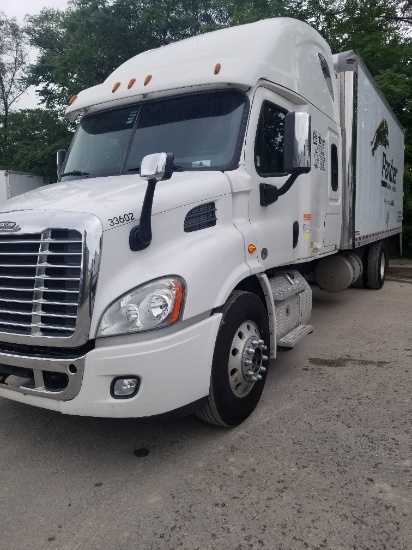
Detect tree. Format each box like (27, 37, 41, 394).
(254, 0, 412, 251)
(0, 12, 29, 160)
(0, 109, 73, 182)
(20, 0, 412, 251)
(25, 0, 227, 110)
(216, 0, 287, 25)
(387, 0, 412, 26)
(315, 0, 412, 252)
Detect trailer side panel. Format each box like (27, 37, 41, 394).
(354, 64, 404, 247)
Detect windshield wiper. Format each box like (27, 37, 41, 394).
(60, 170, 90, 178)
(127, 165, 185, 173)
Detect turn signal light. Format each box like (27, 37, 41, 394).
(168, 280, 184, 324)
(248, 244, 257, 254)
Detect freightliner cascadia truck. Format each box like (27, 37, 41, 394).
(0, 18, 404, 426)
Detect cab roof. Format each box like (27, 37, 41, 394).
(66, 18, 336, 120)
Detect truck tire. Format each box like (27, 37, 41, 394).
(196, 291, 270, 427)
(351, 246, 368, 288)
(367, 241, 387, 289)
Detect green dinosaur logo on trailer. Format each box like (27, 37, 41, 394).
(371, 119, 389, 157)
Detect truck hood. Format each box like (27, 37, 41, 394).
(0, 172, 231, 231)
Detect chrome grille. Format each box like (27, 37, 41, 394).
(0, 229, 83, 337)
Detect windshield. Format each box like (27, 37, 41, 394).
(61, 90, 247, 181)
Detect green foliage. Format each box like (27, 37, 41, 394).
(0, 12, 29, 158)
(323, 1, 412, 254)
(215, 0, 287, 25)
(0, 109, 73, 182)
(0, 12, 28, 111)
(228, 0, 412, 254)
(5, 0, 412, 253)
(25, 0, 227, 110)
(402, 131, 412, 252)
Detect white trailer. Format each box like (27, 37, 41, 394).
(0, 18, 404, 426)
(0, 171, 44, 203)
(334, 51, 404, 289)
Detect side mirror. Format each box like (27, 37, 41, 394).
(283, 112, 311, 174)
(56, 149, 66, 177)
(140, 152, 174, 182)
(129, 152, 174, 252)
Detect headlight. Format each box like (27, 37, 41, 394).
(97, 277, 185, 337)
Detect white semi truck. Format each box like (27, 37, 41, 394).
(0, 18, 404, 426)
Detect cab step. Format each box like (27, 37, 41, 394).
(277, 324, 313, 349)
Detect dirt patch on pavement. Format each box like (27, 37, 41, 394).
(387, 260, 412, 281)
(308, 357, 391, 368)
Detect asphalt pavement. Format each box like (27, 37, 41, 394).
(0, 270, 411, 550)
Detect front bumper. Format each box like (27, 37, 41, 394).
(0, 314, 222, 418)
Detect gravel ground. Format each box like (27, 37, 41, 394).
(0, 273, 411, 550)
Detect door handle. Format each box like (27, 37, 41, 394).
(293, 221, 299, 249)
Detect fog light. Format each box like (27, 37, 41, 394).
(111, 377, 140, 399)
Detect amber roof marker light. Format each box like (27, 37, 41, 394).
(68, 95, 78, 105)
(112, 82, 121, 93)
(214, 63, 222, 75)
(127, 78, 136, 89)
(144, 75, 152, 86)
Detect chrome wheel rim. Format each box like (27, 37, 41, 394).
(228, 321, 268, 398)
(380, 252, 386, 279)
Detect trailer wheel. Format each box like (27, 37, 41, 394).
(196, 291, 270, 427)
(367, 241, 387, 290)
(351, 247, 368, 288)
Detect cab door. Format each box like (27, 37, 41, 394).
(322, 131, 342, 248)
(245, 87, 307, 269)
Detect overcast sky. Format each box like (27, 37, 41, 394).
(3, 0, 69, 108)
(2, 0, 68, 23)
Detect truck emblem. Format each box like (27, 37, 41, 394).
(0, 221, 21, 232)
(371, 118, 389, 156)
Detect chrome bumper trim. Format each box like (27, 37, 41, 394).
(0, 349, 86, 401)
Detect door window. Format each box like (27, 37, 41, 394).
(254, 102, 286, 176)
(331, 143, 339, 191)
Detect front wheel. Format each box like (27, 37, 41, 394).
(196, 291, 270, 427)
